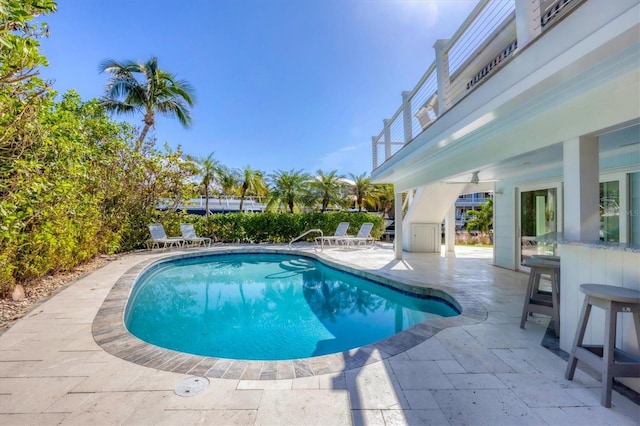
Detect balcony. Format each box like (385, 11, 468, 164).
(371, 0, 585, 170)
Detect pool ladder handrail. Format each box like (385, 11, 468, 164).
(289, 229, 323, 251)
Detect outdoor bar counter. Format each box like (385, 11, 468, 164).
(556, 239, 640, 393)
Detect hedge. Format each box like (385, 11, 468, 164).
(174, 211, 384, 244)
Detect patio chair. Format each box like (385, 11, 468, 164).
(147, 224, 184, 250)
(180, 223, 212, 247)
(315, 222, 350, 248)
(339, 222, 375, 248)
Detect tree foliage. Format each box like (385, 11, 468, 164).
(98, 56, 196, 150)
(195, 152, 222, 216)
(267, 169, 311, 213)
(349, 172, 373, 212)
(309, 169, 346, 212)
(465, 198, 493, 234)
(0, 3, 402, 297)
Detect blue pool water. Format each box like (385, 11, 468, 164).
(125, 253, 459, 360)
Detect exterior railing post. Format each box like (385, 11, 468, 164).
(515, 0, 541, 50)
(372, 136, 378, 169)
(383, 119, 391, 160)
(433, 39, 452, 114)
(402, 91, 413, 143)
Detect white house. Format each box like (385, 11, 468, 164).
(370, 0, 639, 392)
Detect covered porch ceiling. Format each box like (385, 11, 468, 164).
(440, 122, 639, 188)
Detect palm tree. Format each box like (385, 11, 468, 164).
(466, 198, 493, 234)
(349, 172, 372, 212)
(267, 169, 310, 213)
(371, 183, 395, 218)
(238, 166, 268, 212)
(218, 167, 240, 197)
(310, 170, 346, 212)
(197, 153, 221, 216)
(98, 56, 195, 150)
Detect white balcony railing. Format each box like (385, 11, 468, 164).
(372, 0, 584, 170)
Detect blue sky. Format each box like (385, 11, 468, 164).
(37, 0, 477, 177)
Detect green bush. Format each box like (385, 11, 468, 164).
(191, 211, 383, 244)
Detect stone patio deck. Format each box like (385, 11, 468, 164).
(0, 244, 638, 425)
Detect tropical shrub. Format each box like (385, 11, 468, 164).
(194, 211, 383, 244)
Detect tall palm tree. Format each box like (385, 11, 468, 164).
(310, 170, 346, 212)
(349, 172, 372, 212)
(267, 169, 310, 213)
(238, 166, 268, 212)
(98, 56, 195, 150)
(197, 153, 221, 216)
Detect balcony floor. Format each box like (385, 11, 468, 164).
(0, 244, 638, 425)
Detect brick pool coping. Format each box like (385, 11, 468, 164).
(92, 247, 488, 380)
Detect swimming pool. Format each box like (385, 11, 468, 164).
(125, 252, 460, 361)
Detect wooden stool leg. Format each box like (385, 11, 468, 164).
(551, 273, 560, 336)
(520, 270, 536, 329)
(633, 310, 640, 350)
(565, 296, 592, 380)
(602, 301, 615, 408)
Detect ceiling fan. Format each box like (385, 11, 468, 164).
(445, 171, 498, 184)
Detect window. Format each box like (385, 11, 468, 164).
(630, 173, 640, 244)
(600, 181, 620, 242)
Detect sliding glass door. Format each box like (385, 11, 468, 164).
(520, 188, 558, 264)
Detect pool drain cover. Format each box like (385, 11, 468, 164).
(175, 376, 209, 397)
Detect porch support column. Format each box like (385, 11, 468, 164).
(394, 190, 403, 260)
(445, 205, 456, 253)
(515, 0, 542, 50)
(563, 136, 600, 241)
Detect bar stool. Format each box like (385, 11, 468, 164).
(564, 284, 640, 408)
(520, 257, 561, 336)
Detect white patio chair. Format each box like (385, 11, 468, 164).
(315, 222, 350, 247)
(147, 224, 184, 250)
(180, 224, 212, 247)
(339, 222, 375, 248)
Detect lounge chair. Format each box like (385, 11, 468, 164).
(180, 223, 212, 247)
(315, 222, 350, 247)
(147, 224, 184, 249)
(339, 222, 375, 248)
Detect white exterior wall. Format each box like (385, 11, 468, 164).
(493, 186, 517, 270)
(559, 245, 640, 393)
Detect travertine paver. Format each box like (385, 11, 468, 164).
(0, 244, 638, 425)
(496, 372, 585, 407)
(344, 361, 408, 409)
(254, 389, 352, 425)
(388, 359, 455, 390)
(446, 372, 508, 390)
(432, 388, 545, 425)
(382, 408, 450, 426)
(400, 389, 440, 410)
